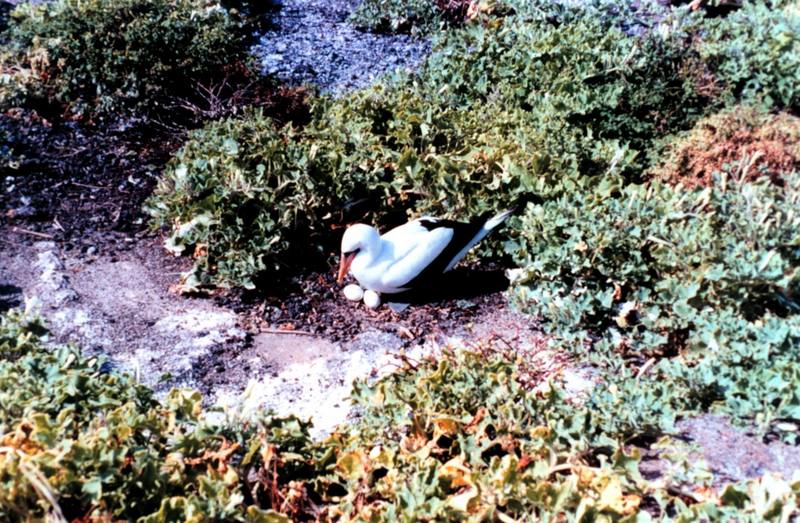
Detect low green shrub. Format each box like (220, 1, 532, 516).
(150, 8, 710, 288)
(350, 0, 443, 33)
(147, 109, 328, 290)
(379, 13, 707, 214)
(350, 0, 674, 35)
(338, 349, 800, 520)
(146, 94, 404, 290)
(699, 0, 800, 111)
(0, 308, 326, 521)
(2, 309, 798, 520)
(509, 169, 800, 438)
(0, 0, 251, 118)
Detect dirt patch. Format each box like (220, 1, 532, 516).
(652, 106, 800, 188)
(1, 110, 178, 250)
(0, 236, 248, 389)
(678, 415, 800, 484)
(639, 415, 800, 492)
(222, 262, 512, 341)
(215, 305, 554, 437)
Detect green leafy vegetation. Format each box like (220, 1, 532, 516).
(0, 308, 324, 521)
(0, 0, 253, 118)
(149, 5, 710, 288)
(146, 109, 341, 290)
(350, 0, 444, 33)
(4, 0, 800, 519)
(509, 169, 800, 440)
(349, 0, 501, 34)
(339, 349, 800, 521)
(699, 0, 800, 111)
(2, 310, 799, 520)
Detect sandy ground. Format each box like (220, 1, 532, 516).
(0, 232, 555, 437)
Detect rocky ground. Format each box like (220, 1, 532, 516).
(1, 0, 797, 483)
(253, 0, 430, 92)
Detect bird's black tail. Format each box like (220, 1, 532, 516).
(477, 193, 544, 228)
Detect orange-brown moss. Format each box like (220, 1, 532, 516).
(651, 106, 800, 188)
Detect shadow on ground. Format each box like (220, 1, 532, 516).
(385, 267, 510, 305)
(0, 283, 22, 313)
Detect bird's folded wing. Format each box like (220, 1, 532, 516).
(380, 217, 438, 259)
(380, 226, 453, 289)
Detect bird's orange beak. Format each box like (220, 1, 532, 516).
(337, 252, 357, 284)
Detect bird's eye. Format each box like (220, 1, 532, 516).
(344, 248, 361, 256)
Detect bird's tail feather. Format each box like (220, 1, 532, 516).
(444, 193, 544, 272)
(482, 193, 544, 231)
(483, 207, 515, 231)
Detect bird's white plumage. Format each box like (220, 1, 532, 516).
(340, 207, 515, 300)
(346, 218, 454, 294)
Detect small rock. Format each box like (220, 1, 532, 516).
(387, 302, 409, 313)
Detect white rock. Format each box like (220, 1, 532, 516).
(343, 284, 364, 301)
(363, 290, 381, 309)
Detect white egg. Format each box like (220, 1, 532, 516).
(363, 289, 381, 309)
(343, 284, 364, 301)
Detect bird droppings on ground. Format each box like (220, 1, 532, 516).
(0, 238, 249, 391)
(215, 328, 415, 438)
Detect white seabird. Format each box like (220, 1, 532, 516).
(337, 204, 522, 304)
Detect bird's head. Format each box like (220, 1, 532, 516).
(338, 223, 379, 284)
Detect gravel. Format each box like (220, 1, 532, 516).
(252, 0, 431, 93)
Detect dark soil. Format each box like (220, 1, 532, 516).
(222, 261, 513, 344)
(1, 110, 176, 252)
(1, 81, 314, 251)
